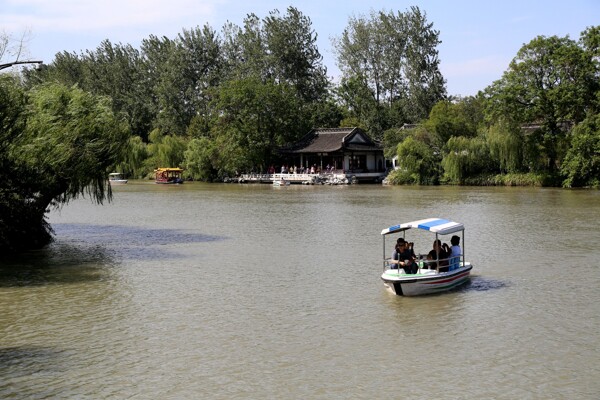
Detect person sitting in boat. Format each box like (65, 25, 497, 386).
(391, 239, 418, 274)
(427, 240, 450, 272)
(448, 235, 462, 270)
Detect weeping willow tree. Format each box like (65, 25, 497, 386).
(1, 80, 129, 252)
(183, 137, 218, 181)
(441, 136, 492, 183)
(115, 135, 149, 179)
(145, 129, 188, 173)
(486, 120, 525, 173)
(396, 136, 440, 184)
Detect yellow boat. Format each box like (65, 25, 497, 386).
(154, 168, 184, 184)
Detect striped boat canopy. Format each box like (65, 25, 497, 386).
(381, 218, 464, 236)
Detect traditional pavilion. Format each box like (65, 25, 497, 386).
(279, 127, 386, 179)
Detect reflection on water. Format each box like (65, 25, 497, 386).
(1, 183, 599, 398)
(0, 242, 114, 287)
(461, 275, 509, 292)
(52, 223, 227, 260)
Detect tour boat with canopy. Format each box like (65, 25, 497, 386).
(154, 168, 184, 184)
(108, 172, 128, 185)
(380, 218, 473, 296)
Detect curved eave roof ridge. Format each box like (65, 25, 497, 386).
(280, 127, 380, 153)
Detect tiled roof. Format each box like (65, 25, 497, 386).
(281, 127, 381, 153)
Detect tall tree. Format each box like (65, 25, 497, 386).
(140, 26, 223, 136)
(177, 25, 223, 132)
(221, 14, 268, 81)
(25, 41, 155, 140)
(222, 7, 328, 102)
(579, 26, 600, 114)
(84, 40, 155, 138)
(208, 77, 304, 174)
(263, 7, 328, 102)
(483, 35, 596, 172)
(334, 7, 446, 136)
(400, 7, 446, 122)
(23, 51, 85, 88)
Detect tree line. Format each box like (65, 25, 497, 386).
(386, 26, 600, 188)
(17, 6, 445, 180)
(1, 7, 599, 252)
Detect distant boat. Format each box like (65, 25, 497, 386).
(273, 178, 290, 187)
(108, 172, 128, 185)
(380, 218, 473, 296)
(154, 168, 184, 184)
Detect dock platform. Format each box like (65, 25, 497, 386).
(234, 171, 386, 184)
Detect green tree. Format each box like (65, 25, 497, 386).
(486, 119, 525, 173)
(561, 113, 600, 187)
(83, 40, 155, 138)
(210, 77, 304, 173)
(0, 76, 29, 249)
(263, 7, 328, 102)
(425, 98, 481, 149)
(396, 136, 439, 184)
(399, 7, 446, 122)
(145, 129, 188, 171)
(116, 135, 148, 179)
(221, 14, 268, 81)
(141, 28, 223, 136)
(483, 34, 596, 172)
(23, 51, 85, 88)
(580, 26, 600, 114)
(335, 74, 385, 138)
(334, 7, 446, 136)
(441, 136, 492, 183)
(183, 137, 219, 181)
(1, 81, 129, 252)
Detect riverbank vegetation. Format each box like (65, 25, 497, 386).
(1, 7, 599, 251)
(13, 7, 600, 188)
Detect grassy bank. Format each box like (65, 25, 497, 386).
(384, 170, 565, 187)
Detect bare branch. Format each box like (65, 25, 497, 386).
(0, 28, 33, 64)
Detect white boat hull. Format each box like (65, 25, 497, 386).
(381, 263, 472, 296)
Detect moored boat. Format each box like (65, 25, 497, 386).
(154, 168, 184, 184)
(380, 218, 473, 296)
(108, 172, 128, 185)
(273, 178, 290, 186)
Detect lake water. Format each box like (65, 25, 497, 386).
(1, 182, 599, 399)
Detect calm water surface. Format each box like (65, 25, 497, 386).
(1, 182, 599, 399)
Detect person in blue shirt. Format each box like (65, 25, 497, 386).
(391, 238, 418, 274)
(449, 235, 462, 270)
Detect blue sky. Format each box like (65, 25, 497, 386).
(2, 0, 599, 96)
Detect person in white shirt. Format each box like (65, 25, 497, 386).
(449, 235, 462, 270)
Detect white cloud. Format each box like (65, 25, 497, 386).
(2, 0, 224, 33)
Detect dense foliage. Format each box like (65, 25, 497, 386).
(0, 77, 129, 251)
(333, 7, 446, 138)
(389, 26, 600, 188)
